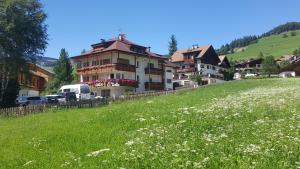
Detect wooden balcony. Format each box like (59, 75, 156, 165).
(176, 67, 195, 73)
(144, 67, 163, 75)
(77, 63, 136, 73)
(144, 82, 164, 91)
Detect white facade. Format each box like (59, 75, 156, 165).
(279, 71, 296, 78)
(164, 66, 175, 90)
(73, 51, 171, 98)
(19, 88, 39, 97)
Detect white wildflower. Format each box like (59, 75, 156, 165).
(125, 140, 135, 146)
(87, 148, 110, 157)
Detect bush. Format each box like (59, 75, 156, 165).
(290, 31, 297, 36)
(189, 74, 202, 85)
(282, 33, 288, 38)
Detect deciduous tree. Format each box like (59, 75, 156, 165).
(262, 56, 279, 77)
(0, 0, 47, 107)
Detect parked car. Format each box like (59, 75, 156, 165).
(45, 95, 59, 104)
(58, 84, 91, 101)
(57, 92, 77, 104)
(16, 96, 29, 106)
(27, 96, 46, 106)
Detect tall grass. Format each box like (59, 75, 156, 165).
(0, 79, 300, 168)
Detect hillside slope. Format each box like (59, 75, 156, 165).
(228, 30, 300, 60)
(1, 79, 300, 168)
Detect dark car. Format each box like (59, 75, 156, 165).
(16, 96, 29, 106)
(27, 96, 46, 106)
(57, 92, 77, 104)
(45, 95, 59, 104)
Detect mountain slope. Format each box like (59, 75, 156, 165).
(228, 30, 300, 60)
(1, 78, 300, 168)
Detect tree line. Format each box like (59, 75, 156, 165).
(218, 22, 300, 55)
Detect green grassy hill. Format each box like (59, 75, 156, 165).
(228, 30, 300, 61)
(1, 78, 300, 168)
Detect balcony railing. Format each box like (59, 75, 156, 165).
(144, 67, 163, 75)
(176, 67, 195, 73)
(144, 82, 164, 91)
(77, 63, 136, 73)
(84, 79, 138, 88)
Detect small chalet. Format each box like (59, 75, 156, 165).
(171, 45, 229, 85)
(235, 58, 263, 75)
(18, 63, 54, 96)
(276, 55, 300, 64)
(280, 60, 300, 77)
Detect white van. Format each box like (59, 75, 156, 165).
(58, 84, 91, 101)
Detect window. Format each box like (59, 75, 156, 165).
(136, 61, 139, 68)
(201, 64, 204, 68)
(122, 74, 125, 79)
(92, 75, 98, 81)
(103, 59, 110, 65)
(92, 61, 97, 66)
(118, 58, 130, 65)
(167, 79, 172, 83)
(83, 76, 89, 82)
(83, 62, 90, 67)
(149, 77, 152, 83)
(167, 70, 172, 73)
(148, 63, 154, 68)
(96, 60, 100, 65)
(110, 73, 114, 79)
(116, 73, 121, 79)
(77, 61, 82, 68)
(80, 86, 90, 94)
(182, 66, 185, 69)
(212, 66, 216, 70)
(101, 89, 110, 97)
(207, 65, 210, 69)
(137, 75, 140, 83)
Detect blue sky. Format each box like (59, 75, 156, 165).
(41, 0, 300, 58)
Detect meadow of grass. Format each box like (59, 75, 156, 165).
(1, 78, 300, 168)
(228, 30, 300, 61)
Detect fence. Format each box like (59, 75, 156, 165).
(0, 85, 198, 117)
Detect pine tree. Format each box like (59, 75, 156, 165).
(46, 49, 73, 94)
(168, 34, 178, 56)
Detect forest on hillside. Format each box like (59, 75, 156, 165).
(217, 22, 300, 55)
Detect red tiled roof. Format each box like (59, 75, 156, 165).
(171, 45, 212, 62)
(71, 36, 164, 59)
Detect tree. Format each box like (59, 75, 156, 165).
(81, 49, 86, 54)
(293, 49, 298, 56)
(258, 51, 264, 58)
(46, 49, 73, 94)
(262, 56, 279, 77)
(290, 31, 297, 36)
(190, 74, 202, 85)
(0, 0, 47, 107)
(0, 79, 20, 108)
(168, 34, 178, 56)
(279, 60, 290, 69)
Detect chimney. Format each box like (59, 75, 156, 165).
(147, 46, 151, 52)
(118, 34, 126, 41)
